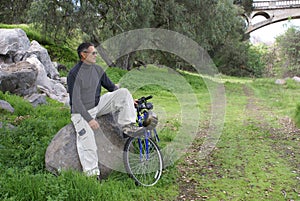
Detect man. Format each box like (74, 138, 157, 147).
(67, 42, 144, 178)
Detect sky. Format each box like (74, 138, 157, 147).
(250, 18, 300, 44)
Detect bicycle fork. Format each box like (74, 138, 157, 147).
(138, 131, 150, 161)
(137, 129, 160, 162)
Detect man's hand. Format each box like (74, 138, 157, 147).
(88, 119, 100, 130)
(134, 99, 138, 108)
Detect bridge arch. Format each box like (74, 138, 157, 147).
(252, 11, 271, 19)
(246, 0, 300, 34)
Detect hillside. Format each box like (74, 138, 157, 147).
(1, 67, 300, 200)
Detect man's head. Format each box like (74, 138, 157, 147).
(77, 42, 98, 64)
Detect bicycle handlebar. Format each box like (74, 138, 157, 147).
(136, 95, 153, 110)
(137, 95, 152, 104)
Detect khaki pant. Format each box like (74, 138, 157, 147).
(71, 88, 136, 176)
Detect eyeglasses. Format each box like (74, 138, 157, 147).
(83, 51, 98, 55)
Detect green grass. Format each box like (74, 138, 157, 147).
(176, 76, 300, 200)
(1, 66, 300, 200)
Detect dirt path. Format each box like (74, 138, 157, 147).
(243, 85, 300, 178)
(176, 85, 300, 200)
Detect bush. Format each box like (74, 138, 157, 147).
(214, 40, 266, 78)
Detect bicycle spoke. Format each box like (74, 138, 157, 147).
(124, 137, 163, 186)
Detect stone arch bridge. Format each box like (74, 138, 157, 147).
(245, 0, 300, 34)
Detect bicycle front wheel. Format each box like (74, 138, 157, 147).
(123, 137, 163, 186)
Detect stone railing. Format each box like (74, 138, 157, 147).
(253, 0, 300, 9)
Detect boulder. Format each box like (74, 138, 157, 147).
(0, 100, 14, 113)
(24, 93, 47, 107)
(0, 28, 68, 104)
(275, 79, 286, 85)
(0, 61, 37, 96)
(26, 55, 68, 104)
(45, 113, 127, 178)
(25, 40, 59, 79)
(292, 76, 300, 83)
(0, 28, 30, 55)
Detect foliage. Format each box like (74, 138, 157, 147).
(0, 0, 260, 76)
(234, 0, 254, 15)
(246, 44, 267, 77)
(21, 0, 250, 74)
(0, 0, 33, 24)
(276, 26, 300, 77)
(215, 40, 266, 77)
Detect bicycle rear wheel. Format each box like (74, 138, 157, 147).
(123, 136, 163, 186)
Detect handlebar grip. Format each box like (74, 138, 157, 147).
(144, 95, 153, 101)
(138, 95, 153, 103)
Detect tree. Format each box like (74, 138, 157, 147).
(0, 0, 33, 24)
(276, 26, 300, 76)
(233, 0, 253, 15)
(25, 0, 252, 75)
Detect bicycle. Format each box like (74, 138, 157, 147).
(123, 95, 163, 186)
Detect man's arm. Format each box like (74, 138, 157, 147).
(101, 71, 118, 92)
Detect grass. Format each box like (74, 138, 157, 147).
(0, 65, 300, 200)
(177, 76, 300, 200)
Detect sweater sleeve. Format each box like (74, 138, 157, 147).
(101, 71, 116, 92)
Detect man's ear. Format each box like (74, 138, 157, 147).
(81, 52, 86, 59)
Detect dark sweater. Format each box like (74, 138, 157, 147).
(67, 61, 116, 122)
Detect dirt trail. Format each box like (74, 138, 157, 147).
(243, 85, 300, 175)
(176, 85, 300, 200)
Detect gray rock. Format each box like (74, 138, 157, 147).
(0, 100, 14, 113)
(0, 29, 69, 105)
(292, 76, 300, 83)
(24, 93, 47, 107)
(275, 79, 286, 85)
(25, 41, 59, 79)
(26, 55, 68, 104)
(0, 28, 30, 55)
(0, 61, 37, 96)
(0, 122, 15, 130)
(45, 113, 127, 178)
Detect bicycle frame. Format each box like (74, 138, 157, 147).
(136, 97, 159, 161)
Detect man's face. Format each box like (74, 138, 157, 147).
(81, 46, 97, 64)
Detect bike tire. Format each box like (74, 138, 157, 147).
(123, 136, 163, 186)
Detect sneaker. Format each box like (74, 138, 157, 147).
(122, 123, 145, 137)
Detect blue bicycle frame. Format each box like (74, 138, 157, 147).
(137, 109, 159, 161)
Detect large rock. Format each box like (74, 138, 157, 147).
(0, 61, 37, 96)
(25, 40, 59, 79)
(0, 28, 30, 55)
(45, 114, 127, 178)
(292, 76, 300, 83)
(26, 55, 68, 104)
(0, 100, 14, 113)
(0, 28, 68, 104)
(24, 93, 47, 107)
